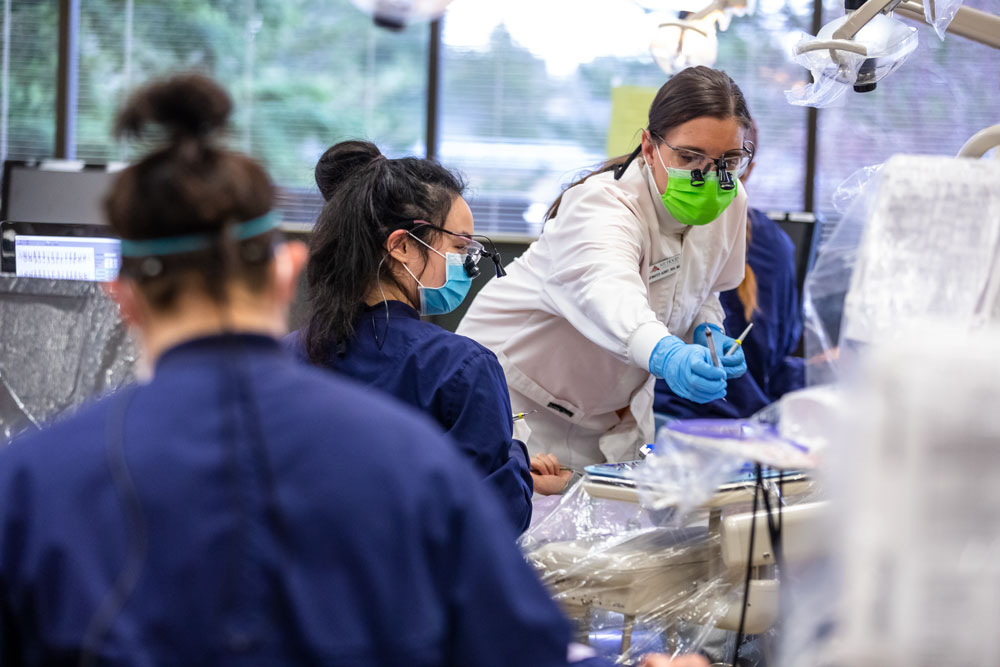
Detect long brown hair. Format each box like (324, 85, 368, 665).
(736, 118, 759, 321)
(545, 66, 752, 221)
(737, 224, 759, 321)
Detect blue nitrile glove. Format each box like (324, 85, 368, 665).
(693, 323, 747, 380)
(648, 335, 727, 404)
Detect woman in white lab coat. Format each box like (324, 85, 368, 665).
(457, 66, 753, 470)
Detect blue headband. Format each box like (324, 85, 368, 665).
(119, 211, 281, 258)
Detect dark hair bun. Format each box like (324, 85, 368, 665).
(115, 73, 232, 141)
(315, 140, 383, 201)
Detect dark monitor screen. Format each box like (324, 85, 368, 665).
(766, 211, 823, 298)
(1, 160, 120, 226)
(1, 222, 120, 281)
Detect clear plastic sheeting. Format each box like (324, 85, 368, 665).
(760, 386, 844, 459)
(925, 0, 964, 41)
(801, 164, 883, 386)
(523, 480, 743, 664)
(633, 431, 747, 517)
(522, 428, 821, 664)
(779, 322, 1000, 667)
(785, 14, 918, 108)
(803, 155, 1000, 385)
(785, 32, 865, 108)
(841, 154, 1000, 344)
(0, 277, 136, 442)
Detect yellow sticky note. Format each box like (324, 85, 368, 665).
(606, 85, 659, 158)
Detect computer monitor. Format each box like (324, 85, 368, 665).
(765, 211, 824, 299)
(0, 221, 121, 281)
(0, 160, 121, 226)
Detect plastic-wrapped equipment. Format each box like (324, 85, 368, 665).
(786, 13, 917, 108)
(923, 0, 965, 41)
(522, 422, 824, 664)
(802, 154, 1000, 385)
(843, 154, 1000, 340)
(0, 276, 135, 442)
(799, 163, 882, 386)
(779, 322, 1000, 666)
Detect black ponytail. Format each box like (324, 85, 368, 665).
(303, 141, 465, 365)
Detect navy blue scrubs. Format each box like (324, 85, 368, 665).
(655, 208, 806, 419)
(288, 300, 533, 533)
(0, 335, 603, 667)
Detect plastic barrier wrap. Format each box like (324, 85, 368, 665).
(803, 155, 1000, 386)
(925, 0, 964, 40)
(0, 277, 136, 442)
(785, 32, 866, 108)
(779, 323, 1000, 667)
(841, 155, 1000, 343)
(755, 386, 844, 459)
(786, 14, 917, 108)
(523, 421, 823, 664)
(801, 164, 882, 386)
(523, 478, 744, 663)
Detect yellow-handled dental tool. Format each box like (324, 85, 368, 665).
(725, 323, 754, 356)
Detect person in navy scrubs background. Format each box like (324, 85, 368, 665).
(288, 140, 569, 533)
(654, 121, 804, 420)
(0, 74, 710, 667)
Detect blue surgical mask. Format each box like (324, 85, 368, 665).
(401, 235, 472, 316)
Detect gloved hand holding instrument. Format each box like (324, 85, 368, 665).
(693, 323, 747, 379)
(648, 335, 727, 403)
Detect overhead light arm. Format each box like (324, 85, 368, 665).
(796, 0, 1000, 57)
(794, 0, 902, 58)
(894, 2, 1000, 49)
(656, 20, 710, 37)
(957, 124, 1000, 159)
(832, 0, 904, 40)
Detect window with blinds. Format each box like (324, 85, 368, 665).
(71, 0, 429, 227)
(0, 1, 59, 163)
(814, 0, 1000, 218)
(714, 1, 813, 214)
(438, 0, 813, 236)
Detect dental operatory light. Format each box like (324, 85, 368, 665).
(646, 0, 751, 74)
(790, 0, 918, 104)
(350, 0, 454, 30)
(789, 0, 1000, 107)
(650, 17, 719, 72)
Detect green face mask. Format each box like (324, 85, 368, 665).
(659, 167, 738, 226)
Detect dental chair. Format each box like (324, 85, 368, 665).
(525, 469, 827, 657)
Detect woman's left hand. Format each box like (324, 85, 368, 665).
(530, 454, 573, 495)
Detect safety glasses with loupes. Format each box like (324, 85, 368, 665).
(411, 220, 507, 279)
(653, 133, 755, 191)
